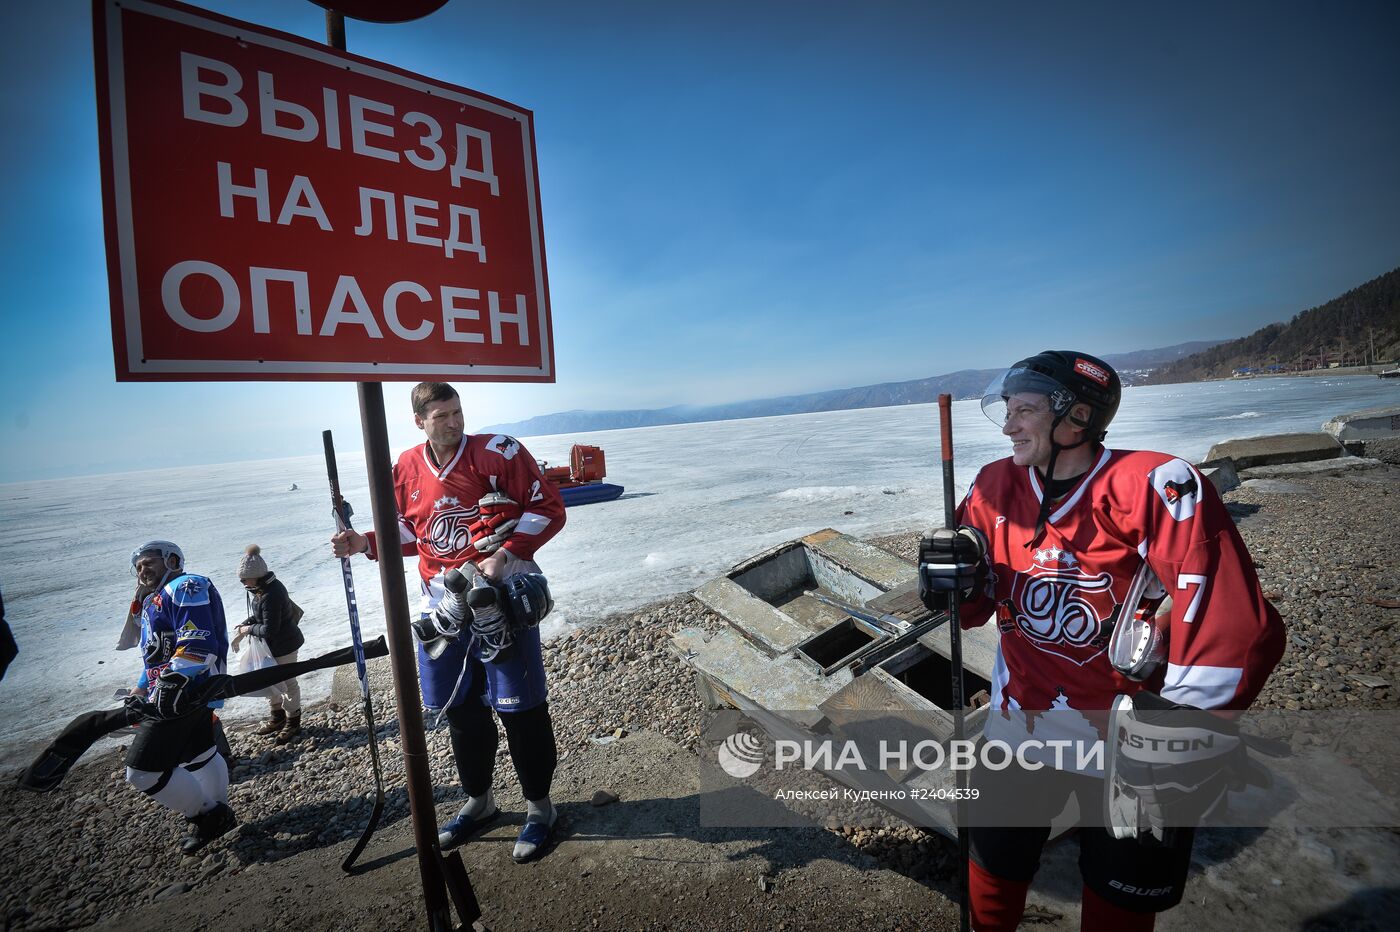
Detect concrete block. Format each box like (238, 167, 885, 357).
(1195, 457, 1240, 495)
(1205, 432, 1342, 470)
(1322, 405, 1400, 442)
(1238, 456, 1384, 480)
(1360, 437, 1400, 465)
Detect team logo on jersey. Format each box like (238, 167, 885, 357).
(1074, 358, 1111, 387)
(1008, 547, 1116, 666)
(171, 576, 210, 607)
(178, 618, 212, 640)
(426, 494, 478, 557)
(1162, 477, 1197, 505)
(485, 435, 521, 461)
(1149, 459, 1200, 521)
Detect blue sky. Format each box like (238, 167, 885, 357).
(1, 1, 1398, 481)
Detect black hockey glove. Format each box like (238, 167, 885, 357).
(1104, 691, 1270, 845)
(918, 525, 989, 612)
(122, 692, 151, 723)
(151, 670, 197, 719)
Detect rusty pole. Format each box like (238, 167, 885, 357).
(325, 11, 452, 930)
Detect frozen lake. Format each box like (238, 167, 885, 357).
(0, 373, 1395, 764)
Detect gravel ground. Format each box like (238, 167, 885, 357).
(1, 466, 1397, 930)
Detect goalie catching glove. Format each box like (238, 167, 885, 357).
(469, 492, 520, 555)
(1104, 690, 1272, 844)
(918, 525, 989, 612)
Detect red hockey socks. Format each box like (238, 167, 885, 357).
(968, 860, 1031, 932)
(1080, 884, 1156, 932)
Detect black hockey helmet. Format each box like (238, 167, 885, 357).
(981, 350, 1121, 442)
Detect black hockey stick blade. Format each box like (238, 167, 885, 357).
(340, 782, 385, 872)
(340, 693, 387, 873)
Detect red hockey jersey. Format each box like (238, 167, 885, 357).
(367, 434, 566, 608)
(957, 448, 1283, 717)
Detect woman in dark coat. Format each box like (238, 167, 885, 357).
(233, 545, 306, 743)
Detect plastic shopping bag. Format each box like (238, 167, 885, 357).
(235, 636, 284, 699)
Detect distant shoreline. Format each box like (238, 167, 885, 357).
(1210, 363, 1396, 380)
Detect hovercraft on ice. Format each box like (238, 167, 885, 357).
(541, 444, 624, 507)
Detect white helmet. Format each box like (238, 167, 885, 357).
(130, 540, 184, 573)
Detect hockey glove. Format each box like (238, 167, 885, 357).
(918, 525, 989, 612)
(469, 492, 521, 555)
(150, 670, 198, 719)
(1104, 691, 1270, 845)
(122, 692, 152, 723)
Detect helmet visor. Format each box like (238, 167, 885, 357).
(980, 366, 1075, 427)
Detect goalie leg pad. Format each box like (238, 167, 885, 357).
(185, 744, 229, 807)
(127, 764, 211, 817)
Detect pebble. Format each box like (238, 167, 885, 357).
(151, 882, 191, 902)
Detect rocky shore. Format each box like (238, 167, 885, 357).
(2, 466, 1397, 930)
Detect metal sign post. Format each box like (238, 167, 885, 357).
(356, 385, 454, 929)
(323, 12, 450, 931)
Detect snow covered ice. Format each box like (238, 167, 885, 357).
(0, 374, 1395, 764)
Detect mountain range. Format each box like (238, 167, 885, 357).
(480, 341, 1221, 437)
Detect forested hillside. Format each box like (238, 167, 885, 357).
(1144, 267, 1400, 383)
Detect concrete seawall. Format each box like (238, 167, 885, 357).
(1202, 405, 1400, 479)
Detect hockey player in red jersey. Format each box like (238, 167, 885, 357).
(918, 351, 1284, 931)
(331, 382, 567, 862)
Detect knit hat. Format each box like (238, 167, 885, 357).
(237, 544, 270, 580)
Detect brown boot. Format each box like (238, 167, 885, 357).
(254, 708, 286, 736)
(275, 710, 302, 744)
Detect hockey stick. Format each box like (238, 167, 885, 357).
(18, 637, 388, 792)
(939, 394, 971, 932)
(324, 429, 387, 873)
